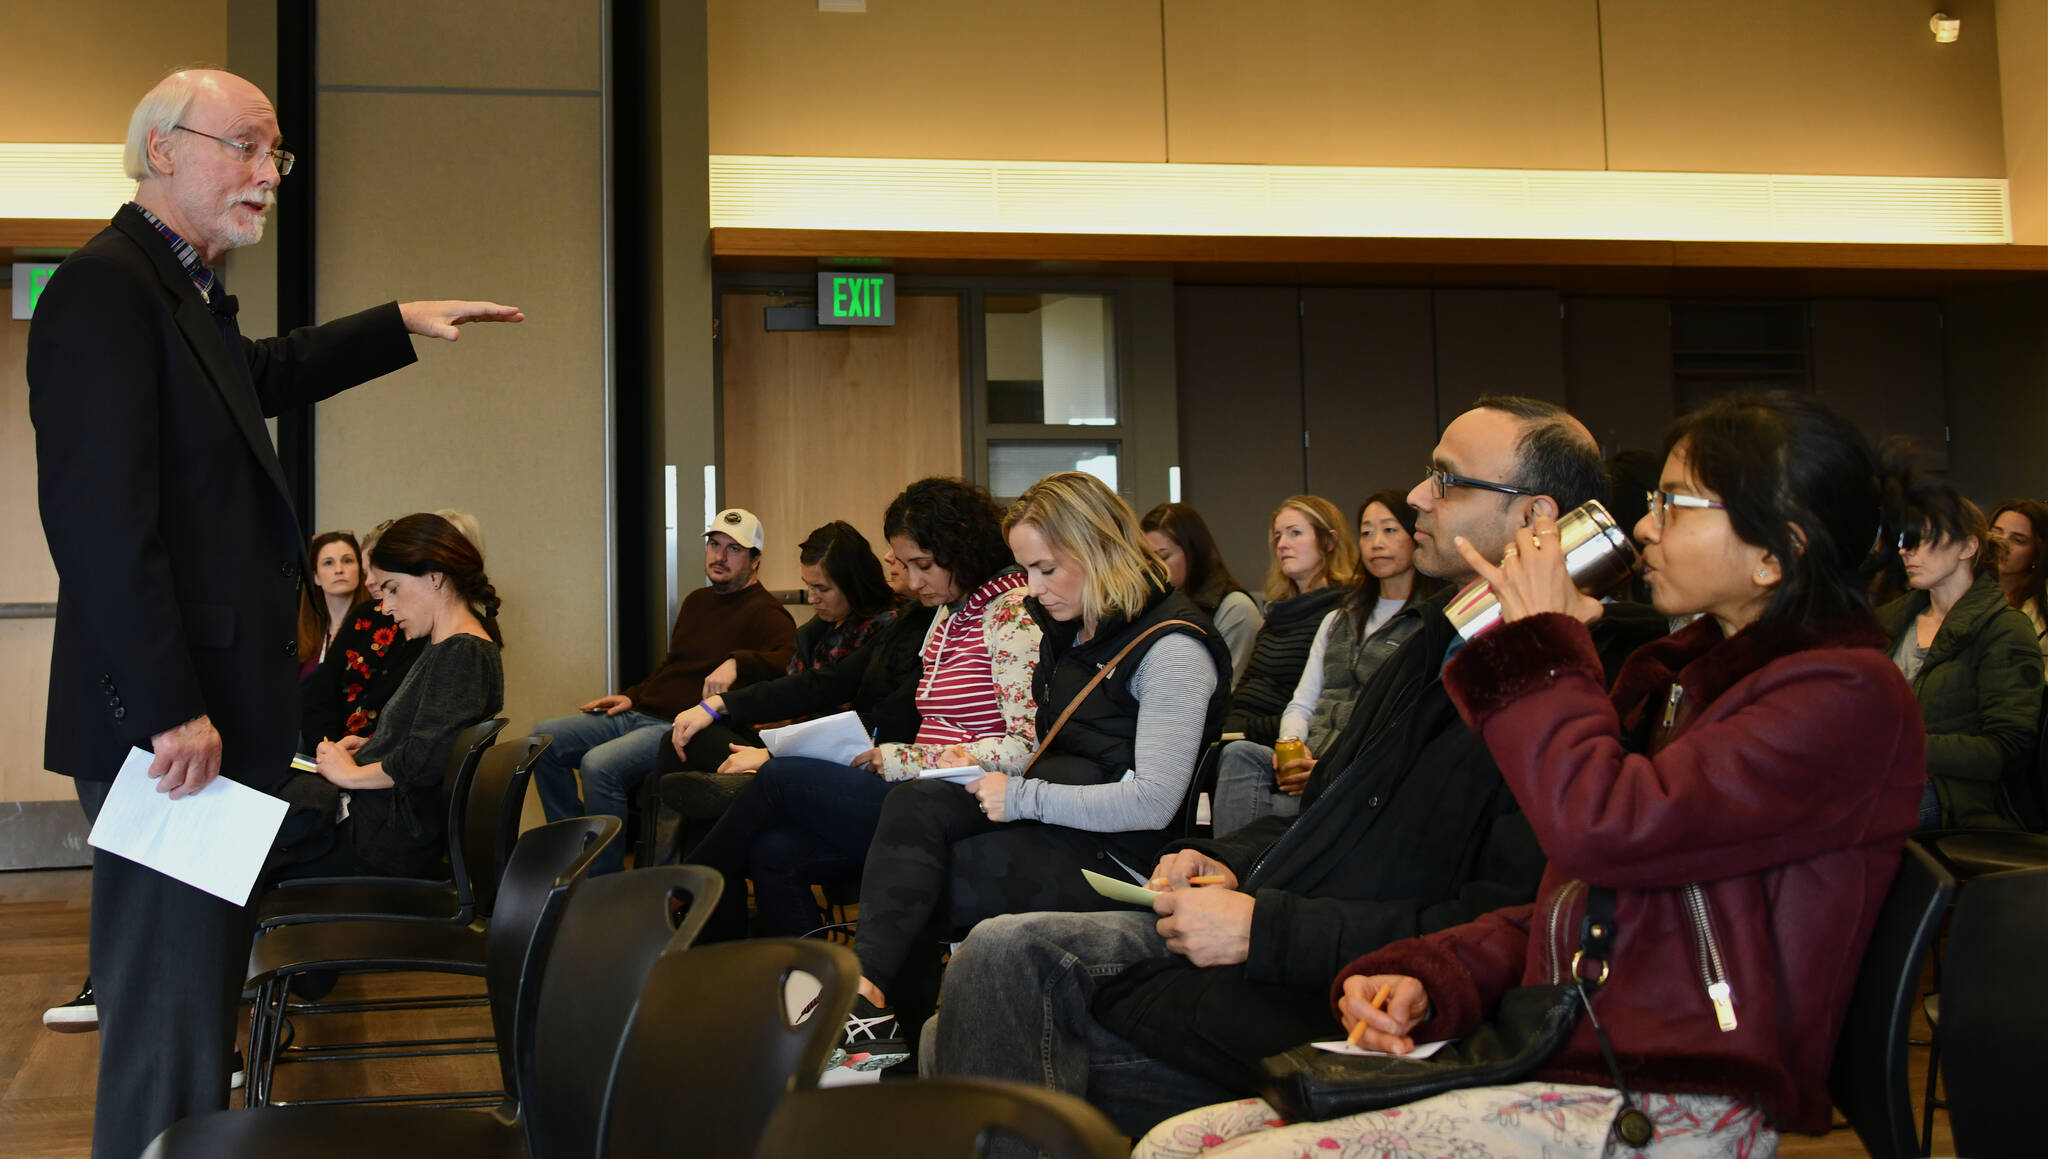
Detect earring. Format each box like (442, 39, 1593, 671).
(1756, 568, 1769, 579)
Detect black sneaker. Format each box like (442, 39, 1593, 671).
(42, 978, 97, 1033)
(829, 995, 909, 1073)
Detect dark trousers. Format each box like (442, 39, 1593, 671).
(853, 778, 1156, 995)
(76, 777, 260, 1159)
(686, 755, 895, 938)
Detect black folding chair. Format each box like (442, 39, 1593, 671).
(754, 1078, 1128, 1159)
(1933, 864, 2048, 1159)
(1825, 840, 1956, 1159)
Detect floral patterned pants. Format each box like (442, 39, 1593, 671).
(1135, 1082, 1777, 1159)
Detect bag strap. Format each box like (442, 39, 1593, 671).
(1024, 619, 1204, 775)
(1572, 885, 1653, 1148)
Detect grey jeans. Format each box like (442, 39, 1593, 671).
(1210, 740, 1301, 837)
(924, 910, 1235, 1145)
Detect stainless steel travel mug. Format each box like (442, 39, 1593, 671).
(1446, 499, 1640, 640)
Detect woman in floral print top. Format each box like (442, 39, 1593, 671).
(300, 597, 426, 746)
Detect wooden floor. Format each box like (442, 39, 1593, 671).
(1, 866, 1953, 1158)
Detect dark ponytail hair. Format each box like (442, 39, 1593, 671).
(798, 520, 895, 623)
(369, 513, 505, 646)
(1661, 391, 1907, 630)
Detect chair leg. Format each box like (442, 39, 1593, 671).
(1920, 1032, 1942, 1157)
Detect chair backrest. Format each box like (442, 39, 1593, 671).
(1826, 840, 1956, 1159)
(436, 717, 509, 900)
(522, 864, 727, 1159)
(1178, 739, 1226, 836)
(753, 1078, 1130, 1159)
(604, 938, 861, 1159)
(1937, 864, 2048, 1158)
(479, 815, 619, 1101)
(462, 733, 548, 918)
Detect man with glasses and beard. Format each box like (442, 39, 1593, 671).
(28, 68, 520, 1158)
(531, 507, 797, 874)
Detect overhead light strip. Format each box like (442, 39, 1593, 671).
(0, 144, 132, 220)
(710, 155, 2012, 245)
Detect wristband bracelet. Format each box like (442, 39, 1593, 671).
(698, 699, 723, 720)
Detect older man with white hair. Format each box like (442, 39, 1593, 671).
(27, 68, 520, 1157)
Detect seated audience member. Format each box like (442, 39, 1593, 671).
(1880, 481, 2043, 830)
(1991, 498, 2048, 668)
(300, 521, 424, 746)
(531, 508, 795, 874)
(656, 520, 903, 835)
(1222, 496, 1359, 744)
(836, 472, 1232, 1072)
(1141, 502, 1264, 681)
(926, 397, 1664, 1139)
(685, 477, 1036, 938)
(1137, 391, 1925, 1159)
(1210, 489, 1442, 835)
(434, 507, 485, 555)
(296, 530, 367, 677)
(271, 513, 506, 880)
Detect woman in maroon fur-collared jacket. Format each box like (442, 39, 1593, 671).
(1136, 393, 1927, 1159)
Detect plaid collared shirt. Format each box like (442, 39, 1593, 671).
(129, 202, 216, 303)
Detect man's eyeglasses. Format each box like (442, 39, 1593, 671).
(1424, 464, 1542, 501)
(1645, 490, 1727, 529)
(174, 125, 295, 176)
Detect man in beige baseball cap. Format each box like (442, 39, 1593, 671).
(530, 504, 794, 872)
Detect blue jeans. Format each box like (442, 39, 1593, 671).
(531, 709, 672, 874)
(685, 755, 897, 936)
(1210, 740, 1301, 837)
(924, 910, 1233, 1151)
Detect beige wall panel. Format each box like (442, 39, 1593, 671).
(0, 1, 224, 141)
(1603, 0, 2008, 177)
(719, 292, 963, 596)
(707, 0, 1166, 160)
(319, 0, 599, 90)
(0, 620, 70, 801)
(1162, 0, 1606, 168)
(314, 92, 605, 738)
(1999, 0, 2048, 243)
(2, 319, 64, 799)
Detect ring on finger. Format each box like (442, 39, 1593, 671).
(1502, 545, 1519, 559)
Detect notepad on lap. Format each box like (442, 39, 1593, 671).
(759, 710, 872, 765)
(1311, 1038, 1453, 1059)
(1082, 867, 1160, 908)
(88, 746, 289, 906)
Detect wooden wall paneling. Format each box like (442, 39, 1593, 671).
(1300, 288, 1438, 510)
(1174, 287, 1304, 589)
(1564, 297, 1676, 457)
(1942, 278, 2048, 504)
(1810, 300, 1951, 470)
(718, 292, 964, 597)
(1, 317, 68, 805)
(1431, 289, 1566, 428)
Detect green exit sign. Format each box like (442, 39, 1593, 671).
(12, 262, 60, 320)
(817, 272, 894, 326)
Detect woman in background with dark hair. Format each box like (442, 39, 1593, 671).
(299, 521, 424, 746)
(296, 531, 367, 676)
(1879, 482, 2042, 830)
(1142, 503, 1263, 681)
(1991, 498, 2048, 667)
(1210, 489, 1442, 834)
(1142, 391, 1926, 1158)
(272, 513, 506, 880)
(686, 477, 1039, 939)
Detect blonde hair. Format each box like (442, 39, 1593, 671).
(434, 509, 485, 557)
(1004, 472, 1167, 630)
(1262, 495, 1360, 603)
(124, 70, 207, 181)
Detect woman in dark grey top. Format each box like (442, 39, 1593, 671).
(273, 513, 506, 879)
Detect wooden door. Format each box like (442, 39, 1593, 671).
(719, 292, 964, 596)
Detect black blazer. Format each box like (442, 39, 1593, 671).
(28, 204, 417, 787)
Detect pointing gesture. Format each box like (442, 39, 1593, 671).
(399, 300, 525, 341)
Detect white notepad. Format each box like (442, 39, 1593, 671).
(87, 747, 289, 906)
(758, 710, 873, 766)
(1311, 1038, 1453, 1059)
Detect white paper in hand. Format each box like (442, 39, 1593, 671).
(87, 747, 289, 906)
(916, 767, 982, 784)
(758, 710, 873, 766)
(1311, 1038, 1453, 1059)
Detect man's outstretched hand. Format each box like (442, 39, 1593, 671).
(399, 300, 525, 341)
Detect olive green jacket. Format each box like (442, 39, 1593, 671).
(1877, 571, 2044, 829)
